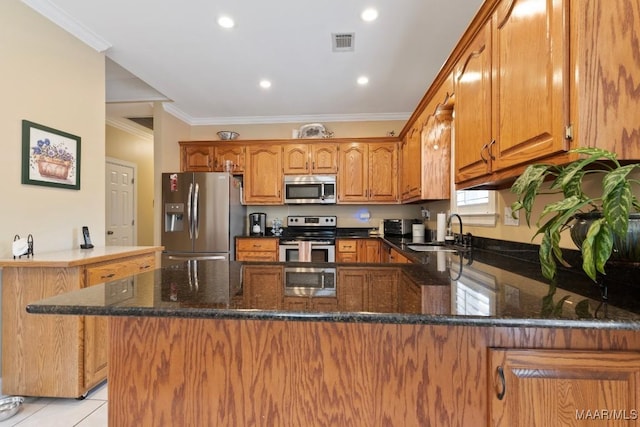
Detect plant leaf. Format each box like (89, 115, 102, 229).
(539, 230, 557, 280)
(575, 299, 592, 318)
(580, 218, 613, 281)
(602, 165, 634, 236)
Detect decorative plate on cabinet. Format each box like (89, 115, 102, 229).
(298, 123, 326, 139)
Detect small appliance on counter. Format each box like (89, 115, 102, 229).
(383, 219, 422, 236)
(249, 212, 267, 236)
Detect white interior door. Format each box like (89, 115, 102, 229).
(106, 158, 136, 246)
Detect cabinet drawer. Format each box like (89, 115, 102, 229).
(236, 252, 278, 262)
(337, 240, 357, 252)
(85, 254, 156, 286)
(237, 238, 278, 252)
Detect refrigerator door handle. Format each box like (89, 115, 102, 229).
(187, 183, 194, 239)
(193, 183, 200, 239)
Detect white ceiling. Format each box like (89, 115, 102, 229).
(24, 0, 484, 125)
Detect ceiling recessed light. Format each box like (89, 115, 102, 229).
(217, 16, 235, 29)
(259, 79, 272, 89)
(361, 8, 379, 22)
(357, 76, 369, 85)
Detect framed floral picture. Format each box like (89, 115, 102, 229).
(21, 120, 81, 190)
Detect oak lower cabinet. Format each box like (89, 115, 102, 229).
(244, 144, 283, 204)
(235, 237, 279, 261)
(336, 238, 381, 263)
(389, 247, 412, 263)
(282, 143, 338, 175)
(241, 265, 283, 309)
(0, 246, 160, 398)
(489, 348, 640, 427)
(337, 267, 398, 312)
(338, 141, 398, 203)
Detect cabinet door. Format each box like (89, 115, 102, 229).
(491, 0, 568, 171)
(454, 22, 492, 184)
(368, 142, 398, 202)
(489, 349, 640, 427)
(357, 239, 381, 263)
(182, 145, 214, 172)
(84, 254, 156, 389)
(367, 269, 398, 313)
(282, 144, 310, 174)
(421, 109, 452, 200)
(244, 145, 283, 204)
(242, 265, 283, 309)
(214, 145, 245, 173)
(311, 143, 338, 174)
(400, 130, 421, 201)
(338, 143, 368, 202)
(337, 268, 368, 311)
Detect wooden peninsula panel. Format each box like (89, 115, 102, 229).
(108, 317, 640, 426)
(1, 246, 161, 398)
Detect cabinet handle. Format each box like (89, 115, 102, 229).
(101, 273, 116, 279)
(139, 264, 151, 270)
(480, 144, 489, 163)
(306, 161, 309, 170)
(488, 140, 496, 160)
(496, 366, 506, 400)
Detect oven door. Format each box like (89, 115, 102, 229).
(279, 242, 335, 262)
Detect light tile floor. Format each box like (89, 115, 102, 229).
(0, 382, 107, 427)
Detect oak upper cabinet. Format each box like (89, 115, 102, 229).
(454, 22, 492, 184)
(338, 141, 398, 203)
(489, 349, 640, 426)
(282, 143, 338, 175)
(244, 144, 283, 204)
(421, 107, 453, 200)
(400, 128, 422, 201)
(213, 144, 245, 173)
(181, 143, 215, 171)
(454, 0, 568, 187)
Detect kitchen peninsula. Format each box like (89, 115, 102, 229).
(27, 245, 640, 426)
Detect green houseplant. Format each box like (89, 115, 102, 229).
(510, 147, 640, 282)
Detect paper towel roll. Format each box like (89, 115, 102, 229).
(436, 213, 447, 242)
(437, 251, 446, 272)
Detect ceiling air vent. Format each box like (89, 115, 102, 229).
(332, 33, 355, 52)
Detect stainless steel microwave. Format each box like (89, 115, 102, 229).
(284, 175, 336, 204)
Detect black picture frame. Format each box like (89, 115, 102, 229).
(21, 120, 81, 190)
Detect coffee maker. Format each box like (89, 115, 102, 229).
(249, 212, 267, 236)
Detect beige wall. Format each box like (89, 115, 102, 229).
(0, 0, 106, 257)
(106, 125, 154, 245)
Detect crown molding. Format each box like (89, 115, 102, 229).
(106, 117, 153, 141)
(22, 0, 111, 52)
(162, 103, 410, 126)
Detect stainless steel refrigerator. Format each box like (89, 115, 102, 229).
(161, 172, 245, 264)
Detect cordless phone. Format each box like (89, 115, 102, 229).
(81, 226, 94, 249)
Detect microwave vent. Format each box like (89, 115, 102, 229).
(332, 33, 355, 52)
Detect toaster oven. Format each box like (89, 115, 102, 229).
(383, 219, 420, 236)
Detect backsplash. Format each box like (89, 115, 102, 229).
(246, 204, 425, 230)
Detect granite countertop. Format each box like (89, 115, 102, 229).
(27, 237, 640, 330)
(0, 246, 163, 268)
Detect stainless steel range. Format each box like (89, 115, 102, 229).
(278, 215, 337, 262)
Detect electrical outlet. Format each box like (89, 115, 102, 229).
(504, 207, 519, 226)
